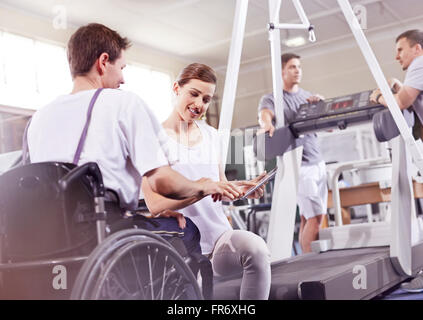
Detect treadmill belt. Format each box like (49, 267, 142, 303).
(213, 246, 421, 300)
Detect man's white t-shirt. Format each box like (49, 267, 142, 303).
(28, 89, 169, 210)
(164, 120, 232, 255)
(404, 55, 423, 123)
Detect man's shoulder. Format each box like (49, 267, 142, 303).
(259, 92, 275, 102)
(407, 55, 423, 74)
(297, 87, 313, 97)
(101, 89, 150, 110)
(102, 88, 141, 101)
(262, 92, 274, 98)
(413, 55, 423, 66)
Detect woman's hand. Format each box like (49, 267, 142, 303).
(198, 178, 245, 202)
(157, 209, 186, 229)
(220, 171, 268, 201)
(239, 171, 267, 199)
(197, 178, 244, 201)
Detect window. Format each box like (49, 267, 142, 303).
(121, 64, 173, 123)
(0, 30, 173, 122)
(0, 30, 174, 158)
(34, 41, 72, 106)
(0, 31, 71, 109)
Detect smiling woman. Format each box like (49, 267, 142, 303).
(141, 63, 271, 300)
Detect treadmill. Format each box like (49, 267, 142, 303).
(214, 90, 423, 300)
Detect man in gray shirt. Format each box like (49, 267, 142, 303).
(258, 53, 327, 253)
(370, 29, 423, 293)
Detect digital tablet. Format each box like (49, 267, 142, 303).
(239, 166, 278, 200)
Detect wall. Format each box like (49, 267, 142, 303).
(215, 18, 422, 130)
(1, 4, 421, 131)
(0, 5, 188, 81)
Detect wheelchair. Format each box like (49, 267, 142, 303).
(0, 161, 211, 300)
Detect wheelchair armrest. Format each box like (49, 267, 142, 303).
(58, 162, 105, 197)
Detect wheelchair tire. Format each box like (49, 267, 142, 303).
(71, 229, 203, 300)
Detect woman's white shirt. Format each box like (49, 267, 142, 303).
(163, 120, 232, 255)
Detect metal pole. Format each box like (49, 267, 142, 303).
(268, 0, 284, 128)
(266, 0, 304, 261)
(218, 0, 249, 168)
(337, 0, 416, 276)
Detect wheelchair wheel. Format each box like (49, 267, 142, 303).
(71, 229, 203, 300)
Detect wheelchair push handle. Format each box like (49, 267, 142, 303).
(58, 162, 105, 197)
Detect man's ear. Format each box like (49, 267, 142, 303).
(97, 52, 110, 76)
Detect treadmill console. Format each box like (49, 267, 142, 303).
(289, 90, 385, 136)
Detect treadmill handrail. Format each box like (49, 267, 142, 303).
(330, 157, 391, 226)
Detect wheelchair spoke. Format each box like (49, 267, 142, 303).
(113, 257, 132, 295)
(170, 274, 184, 300)
(102, 266, 128, 299)
(155, 263, 177, 299)
(130, 249, 146, 298)
(102, 272, 129, 299)
(73, 230, 203, 300)
(159, 255, 169, 300)
(147, 245, 155, 300)
(174, 287, 188, 300)
(150, 247, 159, 272)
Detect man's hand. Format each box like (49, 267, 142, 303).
(258, 109, 275, 137)
(257, 120, 275, 137)
(370, 78, 403, 105)
(388, 78, 403, 94)
(307, 94, 325, 103)
(157, 209, 186, 229)
(370, 88, 383, 105)
(197, 178, 244, 202)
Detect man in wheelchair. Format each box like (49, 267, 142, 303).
(0, 23, 244, 300)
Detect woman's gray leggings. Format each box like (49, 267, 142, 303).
(210, 229, 271, 300)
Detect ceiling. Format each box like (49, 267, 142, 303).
(1, 0, 423, 71)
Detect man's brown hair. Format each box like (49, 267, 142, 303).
(281, 53, 300, 69)
(396, 29, 423, 48)
(67, 23, 131, 78)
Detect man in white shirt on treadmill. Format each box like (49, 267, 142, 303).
(371, 29, 423, 293)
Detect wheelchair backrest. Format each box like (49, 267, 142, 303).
(0, 162, 97, 262)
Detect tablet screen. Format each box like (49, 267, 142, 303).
(239, 166, 278, 200)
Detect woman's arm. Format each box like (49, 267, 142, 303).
(142, 176, 201, 215)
